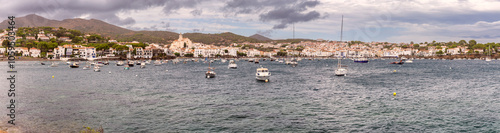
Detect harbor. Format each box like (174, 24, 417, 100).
(1, 59, 499, 132)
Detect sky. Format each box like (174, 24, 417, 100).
(2, 0, 500, 43)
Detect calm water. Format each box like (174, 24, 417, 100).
(1, 59, 499, 132)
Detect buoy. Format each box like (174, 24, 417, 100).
(109, 71, 111, 74)
(265, 79, 269, 82)
(135, 75, 138, 76)
(166, 70, 168, 72)
(393, 92, 396, 96)
(52, 76, 54, 78)
(393, 70, 397, 72)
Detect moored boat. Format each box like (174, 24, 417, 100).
(256, 66, 271, 82)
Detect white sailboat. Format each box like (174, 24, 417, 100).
(485, 45, 492, 62)
(206, 61, 216, 78)
(335, 15, 348, 76)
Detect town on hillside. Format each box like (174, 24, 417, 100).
(1, 27, 499, 61)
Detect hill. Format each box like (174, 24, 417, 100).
(0, 14, 265, 44)
(249, 34, 272, 41)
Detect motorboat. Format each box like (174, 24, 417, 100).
(69, 62, 79, 68)
(254, 59, 260, 64)
(50, 62, 58, 67)
(103, 60, 109, 65)
(228, 60, 237, 69)
(116, 61, 124, 66)
(256, 66, 271, 82)
(94, 66, 101, 72)
(405, 59, 413, 63)
(154, 60, 162, 66)
(82, 65, 90, 70)
(290, 59, 298, 67)
(354, 58, 369, 63)
(140, 62, 146, 68)
(390, 60, 404, 65)
(128, 61, 135, 67)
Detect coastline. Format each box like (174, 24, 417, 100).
(0, 57, 59, 62)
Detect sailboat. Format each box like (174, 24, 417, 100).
(335, 59, 347, 76)
(205, 61, 216, 78)
(335, 15, 348, 76)
(485, 45, 492, 62)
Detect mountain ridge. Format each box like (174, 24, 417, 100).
(0, 14, 269, 45)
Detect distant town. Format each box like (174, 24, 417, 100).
(1, 27, 499, 61)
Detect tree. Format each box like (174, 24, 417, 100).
(184, 53, 194, 57)
(413, 44, 420, 48)
(72, 36, 83, 43)
(224, 49, 229, 53)
(436, 50, 444, 55)
(2, 40, 9, 46)
(468, 40, 477, 49)
(216, 54, 221, 57)
(174, 52, 180, 57)
(184, 42, 187, 48)
(459, 40, 467, 45)
(198, 54, 203, 57)
(277, 50, 287, 56)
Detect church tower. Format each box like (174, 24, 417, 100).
(179, 33, 183, 40)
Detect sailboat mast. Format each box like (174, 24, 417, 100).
(340, 15, 343, 42)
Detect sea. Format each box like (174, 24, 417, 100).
(0, 59, 499, 132)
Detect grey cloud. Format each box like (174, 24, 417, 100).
(223, 0, 324, 29)
(256, 30, 273, 37)
(391, 11, 500, 25)
(190, 9, 203, 16)
(1, 0, 206, 26)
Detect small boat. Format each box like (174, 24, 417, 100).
(256, 66, 271, 82)
(69, 62, 79, 68)
(124, 64, 130, 70)
(354, 58, 369, 63)
(50, 62, 58, 67)
(140, 62, 146, 68)
(41, 62, 46, 65)
(205, 62, 216, 78)
(154, 60, 162, 66)
(390, 60, 404, 65)
(96, 61, 104, 67)
(221, 59, 227, 63)
(405, 59, 413, 63)
(334, 16, 347, 77)
(136, 61, 141, 65)
(94, 66, 101, 72)
(249, 58, 254, 62)
(82, 65, 90, 70)
(335, 59, 347, 76)
(290, 59, 298, 67)
(116, 61, 124, 66)
(103, 61, 109, 65)
(228, 60, 237, 69)
(255, 59, 260, 64)
(128, 61, 135, 67)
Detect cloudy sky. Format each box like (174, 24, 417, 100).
(2, 0, 500, 43)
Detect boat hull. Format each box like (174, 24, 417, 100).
(256, 76, 270, 81)
(205, 73, 216, 78)
(354, 60, 369, 63)
(69, 65, 79, 68)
